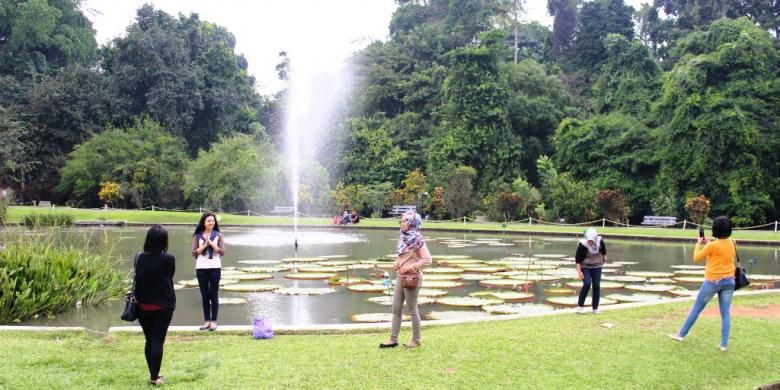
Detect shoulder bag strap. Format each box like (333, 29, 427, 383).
(731, 239, 741, 264)
(132, 252, 141, 295)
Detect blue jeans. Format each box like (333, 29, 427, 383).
(577, 267, 602, 309)
(678, 277, 735, 348)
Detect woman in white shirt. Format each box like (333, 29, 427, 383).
(191, 213, 225, 331)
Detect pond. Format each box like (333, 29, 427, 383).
(19, 227, 780, 331)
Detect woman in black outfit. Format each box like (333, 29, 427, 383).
(134, 225, 176, 386)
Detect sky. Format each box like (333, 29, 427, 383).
(83, 0, 649, 95)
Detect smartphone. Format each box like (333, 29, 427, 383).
(698, 227, 705, 238)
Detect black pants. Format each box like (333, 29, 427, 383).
(578, 267, 602, 309)
(196, 268, 221, 321)
(137, 309, 173, 381)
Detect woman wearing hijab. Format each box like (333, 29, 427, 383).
(192, 212, 225, 331)
(575, 228, 607, 314)
(379, 210, 432, 349)
(134, 225, 175, 386)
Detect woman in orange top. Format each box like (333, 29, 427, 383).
(669, 216, 736, 351)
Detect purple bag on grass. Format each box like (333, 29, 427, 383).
(252, 316, 273, 339)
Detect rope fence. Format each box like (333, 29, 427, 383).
(8, 203, 780, 232)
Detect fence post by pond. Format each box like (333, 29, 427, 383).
(602, 218, 605, 228)
(682, 220, 687, 230)
(529, 217, 532, 227)
(463, 216, 466, 224)
(775, 221, 778, 232)
(152, 205, 156, 212)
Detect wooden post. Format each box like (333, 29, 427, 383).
(775, 221, 778, 232)
(682, 220, 687, 230)
(602, 218, 605, 228)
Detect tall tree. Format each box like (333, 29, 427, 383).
(570, 0, 635, 74)
(546, 0, 578, 61)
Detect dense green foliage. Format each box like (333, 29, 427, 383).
(21, 212, 73, 228)
(0, 233, 125, 324)
(1, 1, 780, 224)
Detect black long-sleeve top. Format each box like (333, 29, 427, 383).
(574, 241, 607, 264)
(134, 252, 176, 310)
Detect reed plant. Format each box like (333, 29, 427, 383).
(22, 212, 74, 228)
(0, 231, 126, 323)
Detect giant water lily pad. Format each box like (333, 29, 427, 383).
(544, 287, 576, 295)
(606, 293, 664, 303)
(238, 260, 281, 265)
(479, 279, 533, 288)
(565, 281, 625, 290)
(482, 303, 555, 315)
(347, 284, 390, 293)
(219, 297, 248, 304)
(460, 273, 503, 281)
(366, 296, 435, 306)
(602, 275, 647, 283)
(350, 313, 410, 323)
(534, 254, 567, 258)
(423, 274, 463, 281)
(624, 284, 677, 292)
(748, 274, 780, 282)
(317, 255, 349, 259)
(438, 259, 486, 266)
(673, 270, 705, 276)
(298, 266, 348, 273)
(416, 288, 449, 297)
(544, 296, 617, 306)
(601, 263, 624, 268)
(284, 272, 337, 280)
(487, 242, 514, 246)
(470, 290, 534, 301)
(519, 274, 564, 282)
(625, 271, 675, 278)
(431, 255, 472, 260)
(327, 277, 366, 285)
(672, 276, 704, 284)
(222, 273, 273, 281)
(647, 278, 677, 284)
(316, 261, 359, 266)
(239, 266, 290, 273)
(612, 261, 639, 265)
(425, 267, 464, 274)
(274, 287, 336, 295)
(461, 266, 505, 273)
(668, 288, 698, 297)
(221, 283, 281, 292)
(176, 278, 239, 288)
(417, 280, 465, 288)
(424, 311, 493, 321)
(281, 257, 324, 263)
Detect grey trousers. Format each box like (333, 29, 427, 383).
(389, 278, 421, 343)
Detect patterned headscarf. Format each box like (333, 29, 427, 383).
(579, 228, 602, 254)
(396, 210, 425, 255)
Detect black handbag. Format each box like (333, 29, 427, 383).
(733, 241, 750, 290)
(120, 253, 141, 321)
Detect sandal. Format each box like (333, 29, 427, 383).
(150, 376, 164, 385)
(403, 341, 420, 349)
(199, 322, 211, 331)
(208, 322, 218, 331)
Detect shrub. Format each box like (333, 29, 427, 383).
(22, 213, 74, 228)
(0, 234, 126, 323)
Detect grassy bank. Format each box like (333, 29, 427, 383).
(1, 293, 778, 389)
(8, 206, 780, 242)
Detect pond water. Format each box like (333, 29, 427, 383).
(20, 227, 780, 331)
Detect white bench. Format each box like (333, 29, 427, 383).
(271, 206, 294, 214)
(37, 201, 52, 208)
(641, 216, 677, 226)
(391, 205, 416, 216)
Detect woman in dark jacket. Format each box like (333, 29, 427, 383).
(575, 228, 607, 314)
(134, 225, 176, 386)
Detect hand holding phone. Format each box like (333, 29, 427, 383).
(698, 227, 704, 238)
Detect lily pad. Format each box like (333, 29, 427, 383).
(416, 280, 465, 288)
(479, 279, 533, 288)
(367, 296, 435, 305)
(624, 284, 677, 292)
(670, 265, 705, 270)
(469, 290, 534, 301)
(431, 255, 472, 260)
(669, 288, 699, 297)
(602, 275, 647, 283)
(565, 281, 625, 290)
(416, 288, 449, 297)
(219, 297, 248, 304)
(222, 273, 273, 281)
(544, 287, 576, 295)
(317, 255, 349, 259)
(274, 287, 336, 295)
(238, 260, 281, 265)
(284, 272, 337, 280)
(347, 284, 390, 293)
(281, 257, 323, 263)
(605, 293, 664, 303)
(460, 273, 503, 281)
(176, 278, 238, 288)
(647, 278, 677, 284)
(327, 277, 366, 285)
(423, 274, 463, 281)
(461, 266, 505, 273)
(350, 313, 410, 323)
(438, 259, 486, 265)
(425, 267, 464, 274)
(297, 266, 348, 273)
(239, 266, 290, 273)
(672, 276, 704, 284)
(748, 274, 780, 282)
(534, 254, 567, 258)
(625, 271, 675, 278)
(612, 261, 639, 265)
(544, 296, 617, 306)
(221, 283, 281, 292)
(424, 311, 492, 321)
(482, 303, 555, 315)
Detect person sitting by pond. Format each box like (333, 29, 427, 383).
(192, 212, 225, 331)
(134, 225, 176, 386)
(575, 228, 607, 314)
(341, 209, 351, 224)
(669, 216, 736, 352)
(379, 210, 432, 349)
(350, 210, 360, 224)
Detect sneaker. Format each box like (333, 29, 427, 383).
(592, 309, 601, 314)
(668, 334, 684, 342)
(576, 306, 586, 314)
(719, 346, 727, 352)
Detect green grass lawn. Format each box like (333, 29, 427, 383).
(8, 206, 780, 242)
(1, 293, 778, 389)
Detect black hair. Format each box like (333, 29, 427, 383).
(143, 225, 168, 253)
(711, 216, 732, 239)
(194, 212, 220, 236)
